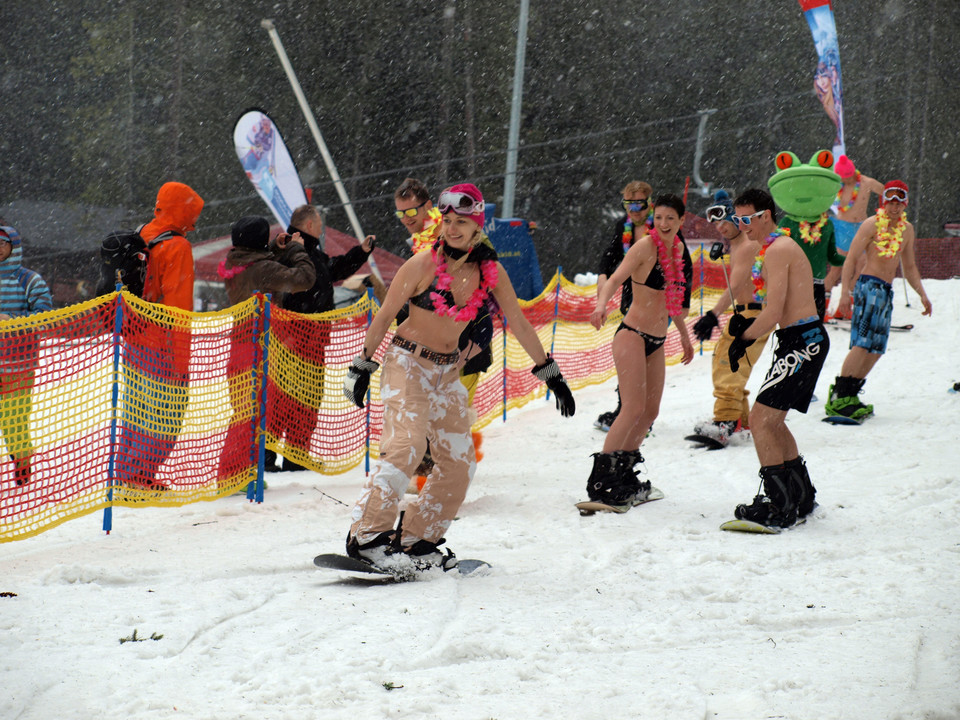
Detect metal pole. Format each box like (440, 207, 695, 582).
(692, 109, 718, 198)
(501, 0, 530, 218)
(261, 18, 383, 283)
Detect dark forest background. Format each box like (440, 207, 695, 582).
(1, 0, 957, 302)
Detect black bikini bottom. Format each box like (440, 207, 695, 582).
(616, 322, 666, 357)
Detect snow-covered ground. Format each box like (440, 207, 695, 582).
(2, 280, 958, 720)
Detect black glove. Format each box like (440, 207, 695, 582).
(343, 356, 379, 409)
(728, 336, 754, 373)
(726, 315, 756, 373)
(726, 313, 755, 339)
(692, 311, 719, 342)
(532, 356, 576, 417)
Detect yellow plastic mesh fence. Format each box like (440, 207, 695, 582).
(1, 246, 732, 542)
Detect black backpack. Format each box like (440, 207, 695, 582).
(96, 227, 175, 297)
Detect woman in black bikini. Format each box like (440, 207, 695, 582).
(587, 194, 694, 506)
(341, 183, 575, 572)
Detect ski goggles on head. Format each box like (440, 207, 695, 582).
(705, 204, 730, 223)
(732, 210, 766, 227)
(621, 198, 649, 213)
(437, 190, 484, 216)
(394, 200, 428, 219)
(882, 188, 908, 203)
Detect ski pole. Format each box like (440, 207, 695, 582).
(709, 242, 737, 316)
(710, 241, 751, 370)
(899, 258, 911, 307)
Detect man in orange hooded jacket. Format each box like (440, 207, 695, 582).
(116, 182, 203, 492)
(141, 182, 204, 310)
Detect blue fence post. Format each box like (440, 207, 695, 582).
(102, 292, 124, 534)
(255, 294, 271, 503)
(546, 267, 562, 401)
(698, 242, 705, 356)
(364, 287, 374, 476)
(501, 315, 508, 423)
(246, 294, 268, 503)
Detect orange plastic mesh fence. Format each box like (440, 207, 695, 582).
(2, 246, 733, 542)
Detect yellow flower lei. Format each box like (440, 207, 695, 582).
(411, 207, 443, 254)
(798, 214, 828, 245)
(874, 208, 906, 258)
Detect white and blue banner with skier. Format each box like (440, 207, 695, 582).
(799, 0, 845, 158)
(233, 109, 307, 228)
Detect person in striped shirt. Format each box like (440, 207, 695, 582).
(0, 224, 53, 486)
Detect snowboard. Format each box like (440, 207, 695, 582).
(313, 553, 491, 581)
(720, 516, 807, 534)
(684, 433, 726, 450)
(822, 414, 869, 426)
(576, 487, 664, 516)
(720, 519, 784, 535)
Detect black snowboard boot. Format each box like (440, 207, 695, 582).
(345, 529, 397, 566)
(615, 449, 651, 504)
(825, 376, 873, 419)
(784, 456, 816, 518)
(586, 452, 637, 505)
(264, 449, 282, 473)
(734, 465, 798, 528)
(402, 537, 458, 571)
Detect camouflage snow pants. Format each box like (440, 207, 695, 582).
(350, 344, 476, 545)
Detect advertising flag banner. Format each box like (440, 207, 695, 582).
(233, 109, 307, 227)
(798, 0, 845, 158)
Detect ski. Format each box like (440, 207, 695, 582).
(576, 487, 664, 516)
(826, 319, 913, 332)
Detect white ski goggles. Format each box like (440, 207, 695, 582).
(438, 190, 485, 216)
(882, 188, 908, 203)
(705, 204, 730, 223)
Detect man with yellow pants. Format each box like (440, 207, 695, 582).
(690, 191, 772, 447)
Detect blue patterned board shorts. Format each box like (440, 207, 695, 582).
(850, 274, 894, 354)
(831, 217, 861, 252)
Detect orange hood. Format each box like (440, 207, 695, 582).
(142, 182, 204, 240)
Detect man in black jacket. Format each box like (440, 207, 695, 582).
(272, 204, 375, 471)
(284, 205, 375, 314)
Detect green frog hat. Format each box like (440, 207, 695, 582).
(766, 150, 842, 222)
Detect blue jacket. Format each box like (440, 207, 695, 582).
(0, 226, 53, 317)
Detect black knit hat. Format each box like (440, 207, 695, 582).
(232, 216, 270, 249)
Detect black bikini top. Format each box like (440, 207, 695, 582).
(410, 280, 453, 310)
(632, 259, 666, 291)
(410, 239, 499, 311)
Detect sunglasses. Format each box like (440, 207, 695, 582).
(882, 189, 908, 203)
(621, 198, 649, 213)
(394, 200, 428, 219)
(438, 190, 485, 216)
(732, 210, 766, 227)
(705, 205, 729, 223)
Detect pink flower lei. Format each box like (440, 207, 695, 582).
(649, 227, 685, 317)
(429, 244, 499, 322)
